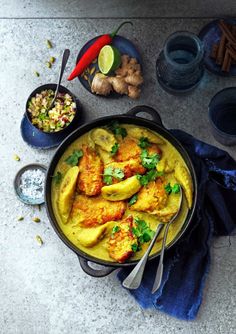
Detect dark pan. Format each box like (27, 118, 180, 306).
(45, 105, 198, 277)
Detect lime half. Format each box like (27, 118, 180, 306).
(98, 45, 121, 75)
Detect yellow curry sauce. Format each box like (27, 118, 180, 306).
(51, 124, 192, 263)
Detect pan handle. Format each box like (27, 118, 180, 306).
(126, 105, 164, 127)
(78, 257, 116, 277)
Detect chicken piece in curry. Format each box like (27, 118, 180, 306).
(51, 123, 193, 263)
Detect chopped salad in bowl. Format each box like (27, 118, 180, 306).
(27, 89, 76, 133)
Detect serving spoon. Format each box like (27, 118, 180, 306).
(48, 49, 70, 111)
(122, 223, 165, 290)
(122, 187, 183, 290)
(152, 186, 183, 294)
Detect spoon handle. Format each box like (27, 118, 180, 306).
(122, 223, 164, 290)
(54, 49, 70, 98)
(151, 222, 170, 294)
(152, 188, 183, 294)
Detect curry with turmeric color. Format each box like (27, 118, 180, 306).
(51, 123, 193, 263)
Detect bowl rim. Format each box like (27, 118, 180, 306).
(25, 83, 78, 135)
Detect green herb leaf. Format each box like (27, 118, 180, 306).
(172, 183, 180, 194)
(65, 150, 83, 166)
(111, 143, 119, 155)
(133, 217, 155, 245)
(103, 166, 124, 185)
(108, 121, 127, 139)
(132, 227, 142, 238)
(137, 169, 163, 187)
(140, 149, 160, 169)
(131, 243, 138, 252)
(128, 194, 138, 206)
(53, 171, 63, 184)
(138, 137, 151, 149)
(164, 182, 172, 194)
(113, 168, 124, 180)
(112, 225, 120, 235)
(165, 182, 180, 194)
(103, 175, 113, 185)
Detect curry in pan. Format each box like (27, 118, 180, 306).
(51, 123, 193, 263)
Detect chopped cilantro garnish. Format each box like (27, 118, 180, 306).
(52, 171, 62, 184)
(137, 169, 163, 186)
(108, 121, 127, 138)
(172, 183, 180, 194)
(131, 243, 139, 252)
(164, 182, 172, 194)
(128, 194, 138, 206)
(103, 166, 113, 185)
(112, 225, 120, 235)
(132, 217, 155, 245)
(103, 167, 124, 185)
(111, 143, 119, 155)
(165, 182, 181, 194)
(140, 149, 160, 169)
(103, 175, 113, 185)
(65, 150, 83, 166)
(113, 168, 124, 180)
(138, 137, 151, 149)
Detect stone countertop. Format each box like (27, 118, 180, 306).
(0, 17, 235, 334)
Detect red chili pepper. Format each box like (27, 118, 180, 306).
(67, 21, 133, 81)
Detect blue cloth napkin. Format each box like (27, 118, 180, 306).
(117, 129, 236, 320)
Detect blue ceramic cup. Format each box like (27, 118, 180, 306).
(208, 87, 236, 146)
(156, 31, 204, 94)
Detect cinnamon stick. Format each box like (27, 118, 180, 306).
(219, 20, 236, 46)
(216, 34, 226, 64)
(226, 44, 236, 61)
(221, 49, 231, 72)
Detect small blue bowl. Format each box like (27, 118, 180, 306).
(14, 163, 47, 205)
(208, 87, 236, 146)
(21, 83, 82, 149)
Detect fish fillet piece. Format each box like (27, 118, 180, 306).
(130, 178, 168, 213)
(70, 194, 126, 228)
(105, 158, 146, 179)
(77, 145, 103, 196)
(147, 143, 162, 156)
(108, 216, 138, 263)
(151, 189, 181, 222)
(116, 137, 141, 162)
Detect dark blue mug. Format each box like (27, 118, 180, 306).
(156, 31, 204, 94)
(208, 87, 236, 146)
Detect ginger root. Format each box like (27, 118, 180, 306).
(127, 85, 141, 99)
(108, 76, 128, 95)
(91, 55, 143, 99)
(91, 73, 112, 96)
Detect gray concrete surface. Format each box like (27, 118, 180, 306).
(0, 0, 236, 18)
(0, 7, 236, 334)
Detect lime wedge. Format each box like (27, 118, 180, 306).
(98, 45, 121, 75)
